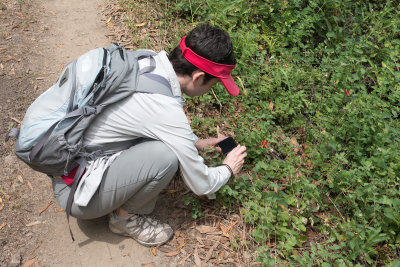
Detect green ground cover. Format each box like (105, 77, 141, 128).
(121, 0, 399, 265)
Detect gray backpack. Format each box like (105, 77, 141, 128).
(7, 43, 173, 239)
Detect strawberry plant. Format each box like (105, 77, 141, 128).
(121, 0, 400, 264)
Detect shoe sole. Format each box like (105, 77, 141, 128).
(109, 223, 174, 247)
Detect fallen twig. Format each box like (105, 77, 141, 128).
(26, 221, 42, 227)
(11, 117, 22, 124)
(38, 201, 53, 215)
(211, 88, 222, 113)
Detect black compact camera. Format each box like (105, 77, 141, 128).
(217, 137, 237, 155)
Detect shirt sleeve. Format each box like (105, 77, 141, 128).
(144, 99, 231, 197)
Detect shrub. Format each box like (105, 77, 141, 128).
(124, 0, 400, 264)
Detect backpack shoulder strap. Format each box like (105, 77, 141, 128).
(136, 73, 173, 97)
(135, 50, 174, 97)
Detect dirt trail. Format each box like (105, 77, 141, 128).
(0, 0, 177, 266)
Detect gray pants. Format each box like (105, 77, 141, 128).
(52, 140, 178, 219)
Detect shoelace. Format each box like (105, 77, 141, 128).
(127, 215, 162, 240)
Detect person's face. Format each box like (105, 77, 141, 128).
(183, 71, 219, 97)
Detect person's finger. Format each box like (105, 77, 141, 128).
(232, 144, 243, 152)
(217, 136, 227, 142)
(234, 145, 246, 151)
(214, 137, 227, 145)
(239, 153, 247, 161)
(230, 146, 246, 156)
(226, 148, 243, 158)
(239, 145, 247, 152)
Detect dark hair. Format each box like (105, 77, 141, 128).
(168, 24, 236, 84)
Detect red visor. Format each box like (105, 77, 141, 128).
(179, 36, 239, 96)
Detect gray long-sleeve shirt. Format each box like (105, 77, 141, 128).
(75, 50, 231, 206)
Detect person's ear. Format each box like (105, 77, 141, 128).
(191, 70, 205, 85)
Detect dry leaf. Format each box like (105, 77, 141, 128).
(290, 137, 299, 147)
(49, 11, 56, 16)
(151, 247, 157, 256)
(26, 221, 42, 227)
(135, 22, 146, 27)
(166, 250, 180, 257)
(236, 76, 247, 96)
(0, 222, 6, 230)
(106, 17, 112, 23)
(141, 264, 154, 267)
(194, 248, 202, 267)
(57, 208, 63, 212)
(0, 197, 4, 211)
(22, 259, 36, 267)
(56, 44, 64, 48)
(158, 247, 172, 253)
(27, 181, 33, 190)
(39, 201, 53, 215)
(220, 225, 230, 238)
(179, 253, 192, 265)
(177, 242, 186, 250)
(216, 125, 222, 138)
(196, 225, 216, 234)
(176, 237, 185, 245)
(4, 194, 10, 200)
(17, 13, 23, 17)
(278, 204, 289, 212)
(269, 101, 274, 111)
(205, 241, 219, 262)
(223, 259, 235, 264)
(307, 159, 313, 167)
(17, 175, 24, 183)
(206, 231, 223, 235)
(195, 236, 204, 245)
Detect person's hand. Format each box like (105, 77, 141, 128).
(195, 137, 226, 152)
(223, 145, 247, 175)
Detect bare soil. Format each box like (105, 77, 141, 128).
(0, 0, 257, 266)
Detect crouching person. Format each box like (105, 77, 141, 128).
(52, 24, 247, 247)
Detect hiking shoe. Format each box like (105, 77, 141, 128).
(109, 213, 173, 247)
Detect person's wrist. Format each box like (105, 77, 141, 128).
(222, 164, 234, 177)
